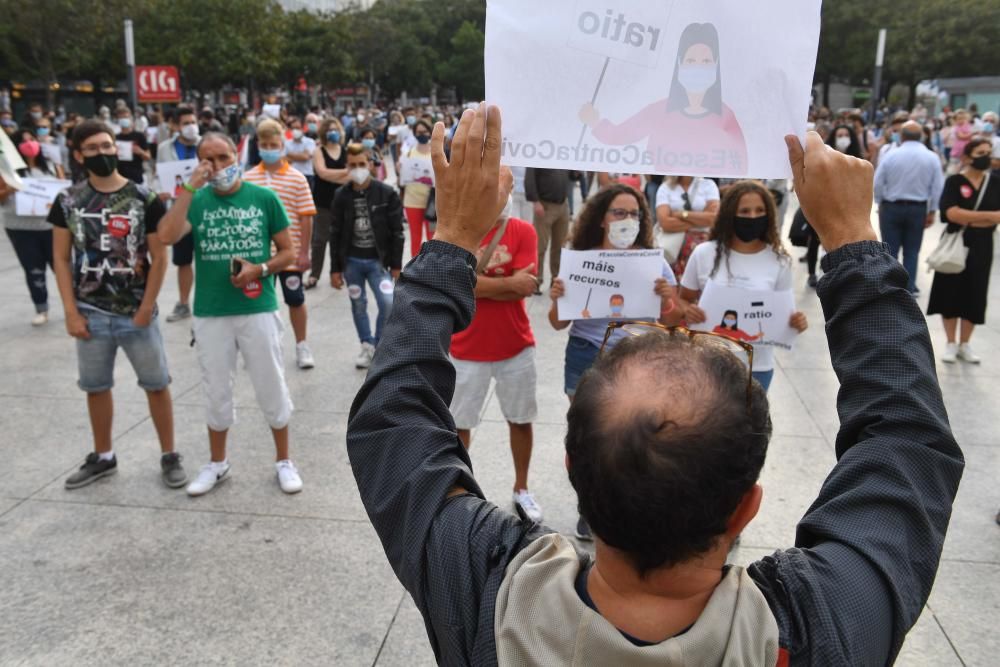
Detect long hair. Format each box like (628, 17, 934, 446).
(825, 124, 863, 159)
(15, 130, 54, 176)
(570, 183, 655, 251)
(666, 23, 723, 116)
(708, 180, 788, 278)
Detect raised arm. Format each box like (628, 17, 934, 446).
(748, 134, 963, 665)
(347, 109, 542, 662)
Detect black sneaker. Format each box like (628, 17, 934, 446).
(807, 275, 818, 288)
(161, 452, 188, 488)
(575, 516, 593, 542)
(65, 453, 117, 489)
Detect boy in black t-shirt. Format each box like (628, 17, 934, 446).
(48, 120, 184, 490)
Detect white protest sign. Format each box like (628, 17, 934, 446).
(398, 156, 435, 187)
(689, 281, 797, 350)
(557, 248, 663, 321)
(14, 177, 71, 217)
(116, 140, 134, 161)
(156, 158, 199, 197)
(485, 0, 822, 178)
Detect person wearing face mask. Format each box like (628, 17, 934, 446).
(46, 120, 184, 490)
(329, 143, 404, 369)
(678, 180, 808, 392)
(304, 112, 321, 140)
(243, 119, 317, 370)
(927, 138, 1000, 364)
(655, 175, 721, 277)
(284, 117, 317, 191)
(156, 106, 201, 323)
(157, 131, 302, 497)
(112, 108, 150, 184)
(307, 118, 350, 288)
(32, 117, 65, 177)
(549, 183, 679, 539)
(399, 119, 435, 257)
(874, 120, 945, 294)
(448, 195, 544, 523)
(979, 111, 1000, 172)
(876, 112, 909, 165)
(579, 22, 748, 176)
(0, 131, 61, 326)
(358, 127, 386, 181)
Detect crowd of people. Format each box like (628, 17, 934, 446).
(0, 97, 997, 514)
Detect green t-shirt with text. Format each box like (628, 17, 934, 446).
(188, 181, 290, 317)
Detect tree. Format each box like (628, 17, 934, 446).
(437, 21, 485, 103)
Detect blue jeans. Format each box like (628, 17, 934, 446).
(344, 257, 393, 345)
(76, 308, 170, 393)
(879, 201, 926, 292)
(752, 370, 774, 392)
(564, 336, 601, 396)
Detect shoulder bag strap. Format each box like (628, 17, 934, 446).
(973, 173, 991, 211)
(477, 216, 511, 275)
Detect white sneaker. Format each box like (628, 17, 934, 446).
(941, 343, 958, 364)
(513, 489, 543, 523)
(355, 342, 375, 369)
(958, 343, 981, 364)
(276, 460, 303, 494)
(186, 462, 230, 496)
(296, 341, 315, 369)
(31, 312, 48, 327)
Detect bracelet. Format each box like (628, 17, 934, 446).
(182, 182, 197, 194)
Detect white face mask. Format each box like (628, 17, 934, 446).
(677, 64, 717, 94)
(608, 218, 640, 249)
(210, 163, 241, 192)
(180, 124, 200, 142)
(835, 136, 852, 152)
(350, 167, 370, 185)
(292, 129, 303, 140)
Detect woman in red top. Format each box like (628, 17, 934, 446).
(712, 309, 764, 343)
(580, 23, 748, 176)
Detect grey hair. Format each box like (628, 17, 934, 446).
(197, 132, 237, 157)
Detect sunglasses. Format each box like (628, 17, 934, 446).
(600, 321, 755, 409)
(681, 192, 693, 211)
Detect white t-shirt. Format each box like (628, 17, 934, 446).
(655, 178, 720, 213)
(991, 136, 1000, 160)
(287, 136, 316, 176)
(680, 241, 793, 371)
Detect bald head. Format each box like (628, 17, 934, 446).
(900, 121, 924, 142)
(565, 330, 771, 574)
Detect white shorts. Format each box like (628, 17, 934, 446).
(193, 312, 293, 431)
(450, 346, 537, 429)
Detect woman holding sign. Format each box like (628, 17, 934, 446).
(0, 130, 62, 326)
(548, 183, 679, 540)
(580, 23, 748, 176)
(678, 181, 808, 391)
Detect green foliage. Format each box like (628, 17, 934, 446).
(2, 0, 996, 102)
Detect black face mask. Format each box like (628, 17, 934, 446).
(733, 215, 769, 242)
(83, 153, 118, 177)
(971, 155, 992, 171)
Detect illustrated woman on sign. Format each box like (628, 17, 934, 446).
(580, 22, 748, 176)
(712, 309, 763, 343)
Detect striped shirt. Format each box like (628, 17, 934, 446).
(244, 161, 317, 255)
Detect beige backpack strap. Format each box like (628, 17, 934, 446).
(477, 217, 511, 275)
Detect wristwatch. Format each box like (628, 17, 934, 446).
(681, 210, 690, 221)
(259, 263, 270, 278)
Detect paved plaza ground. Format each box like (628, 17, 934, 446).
(0, 199, 997, 666)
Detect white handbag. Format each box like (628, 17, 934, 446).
(926, 174, 990, 274)
(655, 228, 686, 264)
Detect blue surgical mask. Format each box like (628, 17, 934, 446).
(984, 122, 996, 134)
(210, 163, 241, 192)
(723, 317, 737, 327)
(406, 115, 417, 126)
(259, 148, 283, 165)
(327, 131, 341, 143)
(307, 122, 318, 133)
(118, 117, 132, 129)
(36, 127, 50, 138)
(610, 306, 624, 317)
(677, 64, 717, 94)
(891, 132, 900, 144)
(362, 138, 376, 150)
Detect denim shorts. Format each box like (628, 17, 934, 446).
(76, 309, 171, 393)
(564, 335, 601, 397)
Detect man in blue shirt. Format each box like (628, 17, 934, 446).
(874, 120, 945, 293)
